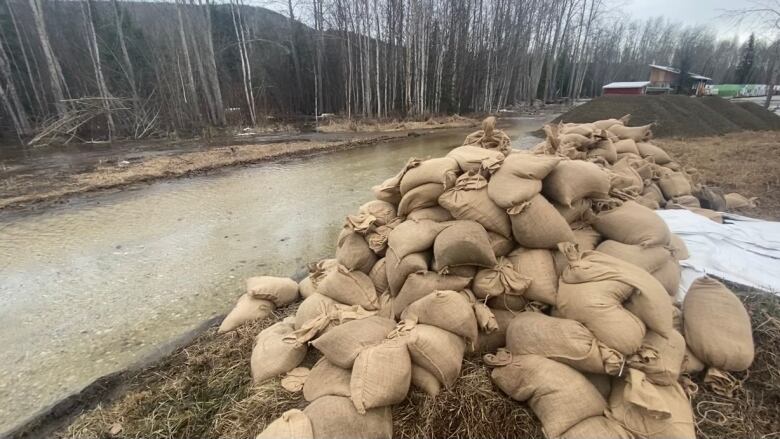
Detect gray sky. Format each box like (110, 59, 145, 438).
(616, 0, 761, 41)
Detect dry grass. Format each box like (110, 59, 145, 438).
(315, 115, 478, 133)
(655, 131, 780, 221)
(58, 289, 779, 439)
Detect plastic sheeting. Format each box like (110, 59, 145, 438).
(656, 209, 780, 296)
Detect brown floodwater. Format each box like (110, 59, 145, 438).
(0, 116, 551, 434)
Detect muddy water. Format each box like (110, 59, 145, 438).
(0, 116, 549, 433)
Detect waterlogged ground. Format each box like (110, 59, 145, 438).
(0, 117, 550, 434)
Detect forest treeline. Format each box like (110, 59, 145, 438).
(0, 0, 777, 143)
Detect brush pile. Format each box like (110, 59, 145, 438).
(221, 116, 756, 439)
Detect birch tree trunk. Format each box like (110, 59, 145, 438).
(28, 0, 67, 117)
(82, 0, 115, 139)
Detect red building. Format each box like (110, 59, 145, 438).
(602, 81, 650, 95)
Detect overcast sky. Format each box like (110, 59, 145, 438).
(616, 0, 766, 42)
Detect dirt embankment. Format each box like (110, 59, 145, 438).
(315, 115, 479, 133)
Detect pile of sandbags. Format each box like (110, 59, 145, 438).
(219, 117, 756, 439)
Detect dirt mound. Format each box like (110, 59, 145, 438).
(735, 102, 780, 130)
(550, 95, 780, 138)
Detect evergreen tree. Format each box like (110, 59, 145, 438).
(735, 33, 755, 84)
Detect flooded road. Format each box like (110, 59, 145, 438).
(0, 116, 550, 434)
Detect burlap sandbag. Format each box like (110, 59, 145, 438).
(219, 294, 275, 333)
(368, 258, 389, 295)
(439, 172, 512, 238)
(559, 122, 596, 136)
(559, 132, 597, 149)
(399, 157, 459, 194)
(506, 312, 623, 374)
(304, 396, 392, 439)
(433, 262, 477, 278)
(605, 370, 695, 439)
(683, 277, 754, 371)
(637, 142, 672, 165)
(508, 194, 575, 249)
(669, 234, 689, 261)
(593, 200, 671, 247)
(724, 193, 757, 210)
(299, 276, 317, 299)
(585, 373, 613, 400)
(587, 139, 618, 164)
(472, 256, 531, 299)
(351, 338, 411, 414)
(487, 153, 560, 208)
(613, 139, 639, 155)
(628, 330, 686, 386)
(359, 200, 398, 225)
(246, 276, 299, 307)
(474, 308, 515, 353)
(385, 248, 430, 296)
(303, 357, 352, 402)
(404, 324, 465, 388)
(405, 206, 454, 222)
(463, 116, 513, 155)
(371, 159, 416, 205)
(671, 195, 700, 208)
(609, 158, 644, 198)
(554, 199, 592, 224)
(592, 115, 629, 131)
(682, 347, 706, 374)
(433, 220, 497, 268)
(336, 231, 378, 274)
(596, 240, 672, 273)
(635, 194, 660, 210)
(294, 293, 338, 330)
(251, 321, 307, 384)
(608, 124, 653, 142)
(397, 182, 447, 216)
(318, 265, 378, 310)
(311, 316, 397, 368)
(300, 259, 339, 299)
(561, 416, 632, 439)
(487, 231, 514, 257)
(387, 219, 448, 260)
(256, 409, 313, 439)
(400, 290, 479, 345)
(572, 226, 602, 250)
(489, 353, 607, 438)
(392, 271, 471, 318)
(542, 160, 610, 206)
(506, 248, 558, 304)
(446, 145, 504, 173)
(652, 259, 681, 296)
(487, 293, 528, 311)
(411, 365, 441, 396)
(658, 172, 692, 199)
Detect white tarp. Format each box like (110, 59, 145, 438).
(656, 209, 780, 296)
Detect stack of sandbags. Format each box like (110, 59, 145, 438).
(220, 116, 757, 439)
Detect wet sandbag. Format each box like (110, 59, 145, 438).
(472, 257, 530, 299)
(561, 416, 632, 439)
(488, 231, 514, 257)
(507, 312, 623, 374)
(446, 145, 504, 173)
(658, 172, 692, 199)
(405, 324, 465, 388)
(385, 248, 430, 296)
(397, 182, 446, 216)
(613, 138, 639, 155)
(387, 219, 448, 260)
(294, 293, 338, 330)
(368, 258, 389, 295)
(608, 124, 653, 142)
(605, 370, 695, 439)
(487, 153, 560, 208)
(256, 409, 313, 439)
(311, 316, 397, 368)
(303, 395, 392, 439)
(304, 357, 352, 402)
(401, 290, 479, 345)
(351, 338, 411, 414)
(593, 200, 671, 246)
(506, 248, 558, 304)
(219, 294, 275, 333)
(554, 199, 592, 224)
(669, 234, 689, 261)
(318, 265, 378, 310)
(542, 160, 610, 207)
(596, 240, 672, 273)
(508, 194, 575, 249)
(439, 172, 512, 237)
(490, 354, 607, 438)
(628, 330, 686, 386)
(433, 220, 497, 268)
(336, 231, 378, 274)
(652, 259, 681, 296)
(246, 276, 299, 307)
(637, 142, 672, 165)
(392, 271, 471, 318)
(405, 205, 454, 222)
(251, 321, 307, 383)
(399, 157, 459, 194)
(683, 277, 754, 371)
(474, 308, 515, 353)
(411, 365, 441, 396)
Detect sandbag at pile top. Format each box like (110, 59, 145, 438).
(251, 320, 307, 384)
(489, 353, 607, 438)
(246, 276, 299, 307)
(219, 294, 275, 333)
(487, 153, 560, 208)
(303, 396, 392, 439)
(446, 145, 504, 173)
(399, 157, 459, 194)
(683, 277, 754, 371)
(542, 160, 610, 207)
